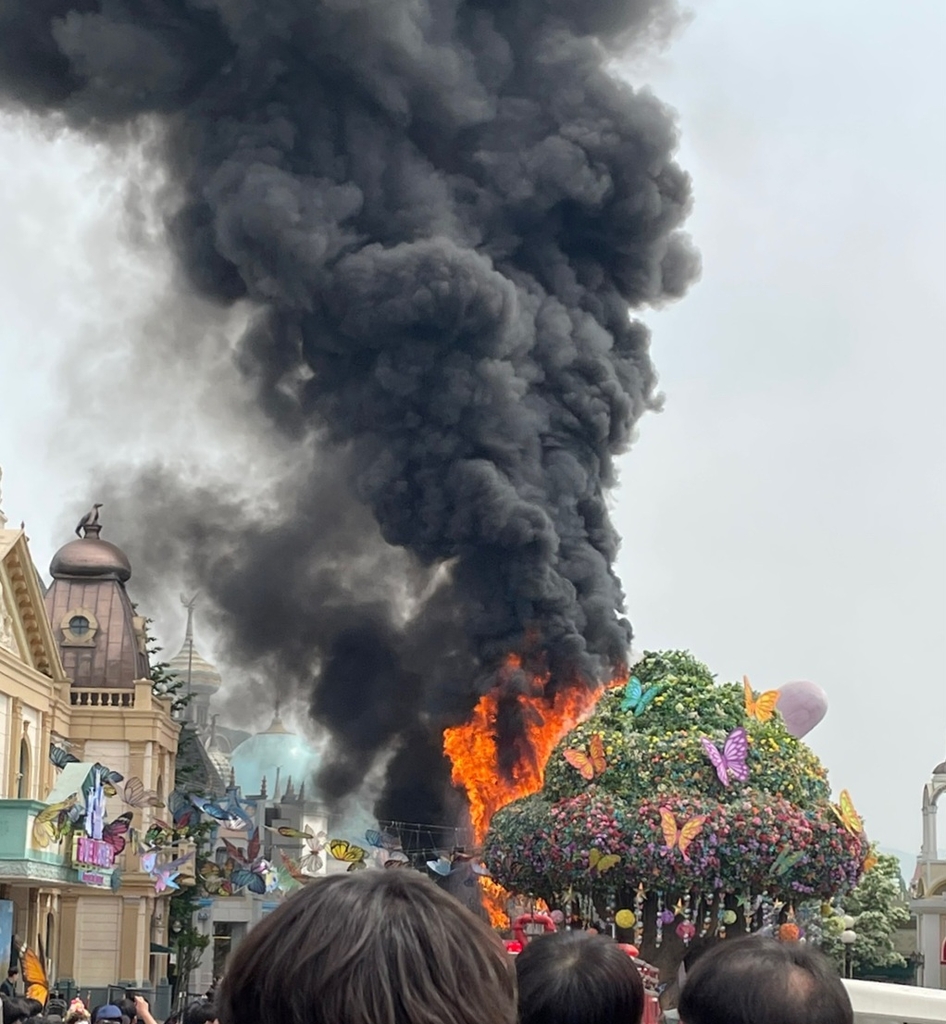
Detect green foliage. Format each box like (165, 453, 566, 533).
(143, 616, 191, 714)
(821, 854, 911, 975)
(169, 882, 210, 1004)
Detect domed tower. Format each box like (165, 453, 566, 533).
(44, 507, 150, 689)
(230, 713, 321, 799)
(168, 595, 222, 730)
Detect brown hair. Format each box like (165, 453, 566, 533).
(516, 931, 644, 1024)
(216, 870, 516, 1024)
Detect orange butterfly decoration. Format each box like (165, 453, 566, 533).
(20, 945, 48, 1006)
(861, 846, 878, 873)
(563, 734, 607, 781)
(659, 807, 707, 864)
(831, 789, 864, 836)
(743, 676, 780, 723)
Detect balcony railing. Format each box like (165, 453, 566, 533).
(69, 689, 135, 708)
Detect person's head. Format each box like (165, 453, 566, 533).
(22, 1002, 41, 1019)
(119, 998, 137, 1023)
(515, 931, 645, 1024)
(182, 1004, 216, 1024)
(5, 970, 16, 982)
(217, 870, 516, 1024)
(3, 997, 33, 1024)
(678, 937, 853, 1024)
(90, 1006, 123, 1024)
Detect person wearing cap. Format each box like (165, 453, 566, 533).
(91, 1006, 123, 1023)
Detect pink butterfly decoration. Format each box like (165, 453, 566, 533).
(701, 727, 749, 787)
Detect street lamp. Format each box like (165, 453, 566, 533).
(839, 915, 857, 979)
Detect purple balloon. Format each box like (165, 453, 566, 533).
(776, 681, 828, 738)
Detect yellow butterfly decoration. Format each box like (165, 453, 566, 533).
(31, 796, 77, 849)
(329, 839, 368, 871)
(588, 848, 620, 874)
(861, 845, 879, 873)
(743, 676, 780, 723)
(830, 789, 864, 836)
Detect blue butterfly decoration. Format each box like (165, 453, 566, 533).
(620, 676, 664, 716)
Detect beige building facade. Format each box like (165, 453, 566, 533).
(0, 483, 180, 1004)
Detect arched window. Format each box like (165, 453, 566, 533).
(17, 738, 30, 799)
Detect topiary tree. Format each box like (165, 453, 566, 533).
(485, 651, 865, 976)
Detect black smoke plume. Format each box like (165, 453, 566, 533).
(0, 0, 699, 823)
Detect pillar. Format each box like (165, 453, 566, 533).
(57, 896, 79, 981)
(119, 896, 148, 985)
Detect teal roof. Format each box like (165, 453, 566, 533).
(229, 717, 320, 796)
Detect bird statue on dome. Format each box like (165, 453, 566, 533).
(75, 503, 103, 537)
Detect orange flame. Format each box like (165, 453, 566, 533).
(478, 876, 512, 930)
(444, 655, 616, 843)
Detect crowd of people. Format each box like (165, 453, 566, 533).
(1, 871, 856, 1024)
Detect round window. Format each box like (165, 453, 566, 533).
(68, 615, 90, 637)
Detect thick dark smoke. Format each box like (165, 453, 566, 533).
(0, 0, 699, 823)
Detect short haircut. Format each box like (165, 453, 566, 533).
(216, 870, 517, 1024)
(6, 969, 16, 977)
(3, 997, 33, 1024)
(516, 931, 645, 1024)
(678, 936, 853, 1024)
(182, 1003, 216, 1024)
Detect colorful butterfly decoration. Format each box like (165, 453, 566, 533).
(266, 825, 328, 875)
(277, 850, 311, 887)
(48, 744, 79, 770)
(771, 845, 805, 876)
(101, 812, 133, 856)
(830, 789, 863, 836)
(588, 848, 621, 874)
(168, 790, 199, 830)
(621, 676, 663, 716)
(861, 846, 879, 873)
(122, 776, 164, 809)
(329, 839, 367, 871)
(366, 829, 410, 868)
(200, 860, 235, 897)
(563, 734, 607, 781)
(659, 807, 706, 863)
(190, 793, 253, 833)
(743, 676, 780, 723)
(141, 850, 193, 894)
(85, 763, 124, 798)
(31, 796, 79, 849)
(701, 727, 749, 787)
(426, 855, 454, 877)
(231, 860, 277, 895)
(19, 945, 48, 1006)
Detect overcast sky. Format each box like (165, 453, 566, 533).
(0, 0, 943, 857)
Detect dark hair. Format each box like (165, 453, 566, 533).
(119, 998, 137, 1021)
(516, 931, 644, 1024)
(217, 870, 516, 1024)
(678, 936, 853, 1024)
(182, 1004, 216, 1024)
(22, 1003, 42, 1018)
(2, 997, 33, 1024)
(5, 970, 16, 978)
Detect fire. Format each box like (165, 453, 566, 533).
(444, 655, 616, 843)
(478, 876, 512, 930)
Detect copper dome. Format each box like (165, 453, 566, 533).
(50, 531, 132, 582)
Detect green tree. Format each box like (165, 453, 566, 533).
(822, 854, 910, 976)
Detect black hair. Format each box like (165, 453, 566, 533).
(5, 970, 16, 978)
(22, 1003, 41, 1018)
(182, 1004, 216, 1024)
(2, 997, 33, 1024)
(119, 998, 137, 1022)
(678, 936, 853, 1024)
(516, 931, 645, 1024)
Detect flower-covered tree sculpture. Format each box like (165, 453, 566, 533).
(485, 650, 867, 975)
